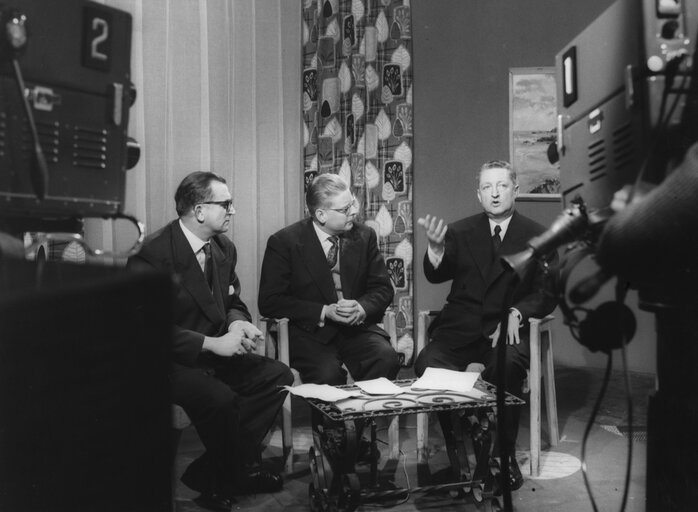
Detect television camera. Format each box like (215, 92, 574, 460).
(0, 0, 142, 258)
(504, 0, 698, 509)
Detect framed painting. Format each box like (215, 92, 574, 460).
(509, 67, 560, 201)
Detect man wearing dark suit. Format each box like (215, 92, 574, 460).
(416, 160, 557, 490)
(128, 172, 293, 512)
(258, 173, 399, 386)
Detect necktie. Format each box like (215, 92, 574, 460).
(202, 243, 213, 289)
(326, 235, 339, 268)
(492, 224, 502, 255)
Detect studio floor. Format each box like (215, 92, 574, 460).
(174, 366, 655, 512)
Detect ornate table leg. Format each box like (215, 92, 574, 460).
(308, 414, 362, 512)
(469, 410, 500, 509)
(437, 411, 472, 497)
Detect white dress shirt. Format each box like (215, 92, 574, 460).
(179, 219, 209, 272)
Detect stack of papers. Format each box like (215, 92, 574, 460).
(354, 377, 404, 395)
(283, 369, 487, 405)
(283, 384, 362, 402)
(410, 367, 480, 393)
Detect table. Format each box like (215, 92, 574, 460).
(302, 378, 525, 512)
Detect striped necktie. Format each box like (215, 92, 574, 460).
(326, 236, 339, 268)
(202, 243, 213, 289)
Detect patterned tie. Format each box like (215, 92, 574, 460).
(326, 235, 339, 268)
(202, 243, 213, 289)
(492, 224, 502, 255)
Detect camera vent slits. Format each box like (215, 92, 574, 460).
(587, 138, 607, 176)
(612, 122, 634, 171)
(36, 120, 60, 164)
(72, 125, 108, 169)
(21, 120, 60, 164)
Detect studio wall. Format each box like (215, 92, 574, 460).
(88, 0, 302, 323)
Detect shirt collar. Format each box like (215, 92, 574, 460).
(489, 214, 513, 239)
(312, 220, 336, 245)
(179, 219, 209, 254)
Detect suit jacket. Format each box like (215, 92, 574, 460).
(127, 220, 251, 367)
(424, 211, 557, 345)
(258, 218, 394, 344)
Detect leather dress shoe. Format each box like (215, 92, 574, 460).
(193, 492, 236, 512)
(508, 455, 524, 491)
(233, 469, 283, 495)
(492, 454, 524, 494)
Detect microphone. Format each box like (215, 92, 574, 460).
(569, 269, 613, 304)
(502, 202, 588, 277)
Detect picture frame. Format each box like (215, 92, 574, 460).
(509, 67, 561, 201)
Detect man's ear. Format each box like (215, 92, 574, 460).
(314, 209, 326, 225)
(195, 205, 205, 223)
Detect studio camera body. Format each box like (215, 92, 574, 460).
(0, 0, 138, 233)
(504, 1, 698, 510)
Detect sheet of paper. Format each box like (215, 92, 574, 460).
(410, 367, 480, 393)
(283, 383, 362, 402)
(353, 377, 404, 395)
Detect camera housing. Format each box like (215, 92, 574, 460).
(555, 0, 697, 210)
(0, 0, 134, 224)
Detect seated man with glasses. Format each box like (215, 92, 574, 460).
(128, 171, 293, 512)
(259, 173, 400, 387)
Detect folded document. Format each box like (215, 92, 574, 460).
(411, 367, 480, 393)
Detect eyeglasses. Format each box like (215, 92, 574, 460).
(326, 196, 358, 216)
(200, 200, 235, 213)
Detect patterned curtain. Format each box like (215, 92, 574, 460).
(302, 0, 414, 365)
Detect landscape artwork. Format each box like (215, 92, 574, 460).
(509, 67, 560, 199)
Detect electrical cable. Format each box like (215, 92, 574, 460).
(580, 352, 613, 512)
(616, 282, 634, 512)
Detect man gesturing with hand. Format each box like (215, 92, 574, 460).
(415, 161, 558, 491)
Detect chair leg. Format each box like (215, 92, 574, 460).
(282, 394, 294, 473)
(542, 332, 559, 447)
(530, 326, 542, 478)
(171, 428, 183, 509)
(388, 416, 400, 460)
(417, 412, 429, 463)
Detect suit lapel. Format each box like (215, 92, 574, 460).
(209, 239, 228, 317)
(171, 223, 225, 325)
(300, 220, 338, 303)
(467, 214, 495, 281)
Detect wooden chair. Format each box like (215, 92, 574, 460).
(415, 311, 559, 477)
(261, 312, 401, 473)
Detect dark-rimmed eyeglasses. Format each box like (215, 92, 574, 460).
(200, 200, 234, 213)
(326, 196, 358, 216)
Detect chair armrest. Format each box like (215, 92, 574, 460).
(260, 317, 290, 365)
(381, 310, 397, 350)
(529, 315, 554, 337)
(528, 315, 554, 328)
(416, 310, 438, 353)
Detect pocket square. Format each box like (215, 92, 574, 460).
(228, 285, 235, 295)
